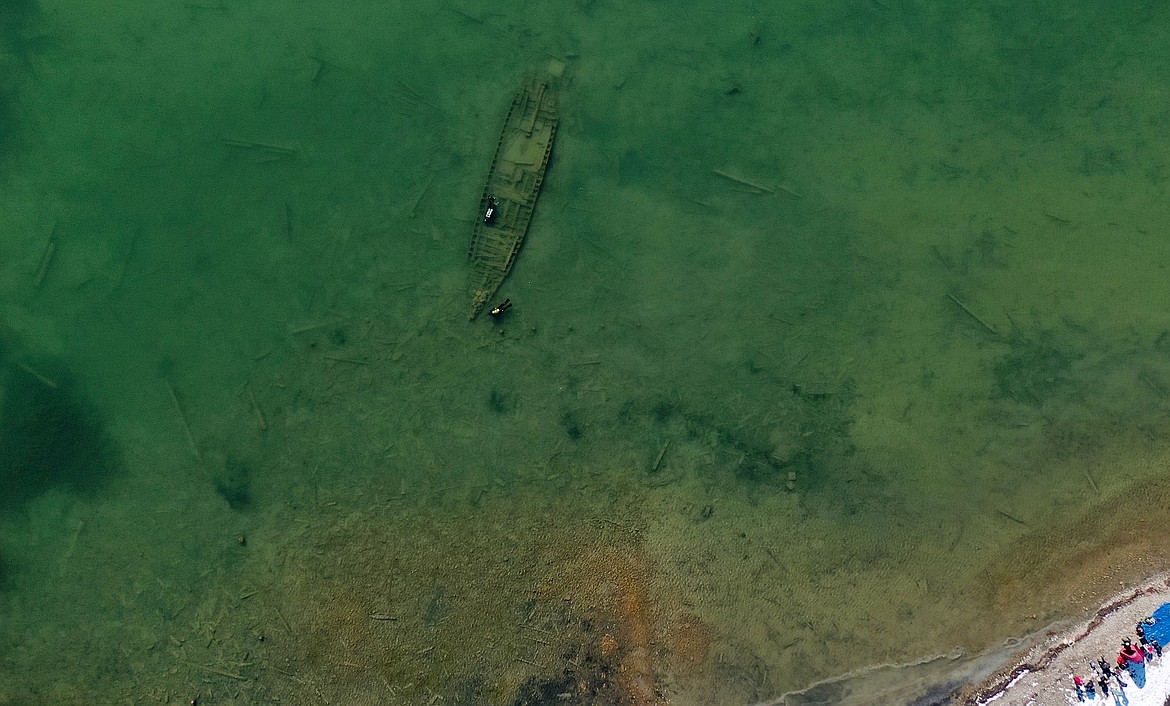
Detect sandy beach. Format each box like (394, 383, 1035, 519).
(966, 574, 1170, 706)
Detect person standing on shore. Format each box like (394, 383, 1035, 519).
(1097, 658, 1114, 679)
(1072, 675, 1085, 702)
(1121, 639, 1144, 664)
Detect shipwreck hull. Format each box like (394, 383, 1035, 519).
(467, 65, 561, 320)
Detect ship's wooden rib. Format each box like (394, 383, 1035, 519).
(467, 64, 561, 319)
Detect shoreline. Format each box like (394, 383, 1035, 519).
(762, 572, 1170, 706)
(961, 572, 1170, 704)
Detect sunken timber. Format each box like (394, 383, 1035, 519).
(467, 62, 562, 319)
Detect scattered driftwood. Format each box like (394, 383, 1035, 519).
(651, 440, 671, 472)
(713, 168, 774, 194)
(246, 386, 267, 433)
(15, 361, 58, 389)
(34, 225, 58, 288)
(995, 508, 1028, 526)
(222, 138, 298, 158)
(946, 293, 999, 336)
(166, 380, 200, 461)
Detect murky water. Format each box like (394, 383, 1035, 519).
(3, 1, 1170, 703)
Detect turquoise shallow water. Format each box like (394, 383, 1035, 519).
(3, 1, 1170, 703)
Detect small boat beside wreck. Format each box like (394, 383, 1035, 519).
(467, 61, 563, 320)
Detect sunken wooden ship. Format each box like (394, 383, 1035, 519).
(467, 62, 562, 320)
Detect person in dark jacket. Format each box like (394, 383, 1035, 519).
(1137, 623, 1149, 647)
(1097, 658, 1114, 678)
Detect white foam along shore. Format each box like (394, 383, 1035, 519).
(970, 573, 1170, 706)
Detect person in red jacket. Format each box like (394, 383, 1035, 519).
(1120, 639, 1145, 667)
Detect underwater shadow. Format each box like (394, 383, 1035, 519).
(0, 344, 123, 516)
(0, 0, 44, 63)
(0, 0, 48, 160)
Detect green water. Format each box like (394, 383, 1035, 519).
(3, 1, 1170, 703)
